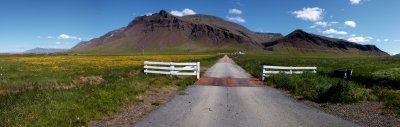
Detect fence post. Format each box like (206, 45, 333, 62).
(197, 62, 200, 79)
(313, 66, 317, 73)
(144, 61, 148, 75)
(170, 62, 174, 77)
(262, 65, 265, 81)
(290, 66, 293, 74)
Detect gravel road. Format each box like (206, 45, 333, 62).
(134, 55, 360, 127)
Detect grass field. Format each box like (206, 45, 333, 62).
(231, 54, 400, 113)
(0, 54, 219, 126)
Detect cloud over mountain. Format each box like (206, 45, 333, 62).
(227, 16, 246, 23)
(293, 7, 324, 22)
(170, 8, 196, 17)
(228, 8, 242, 14)
(323, 29, 348, 35)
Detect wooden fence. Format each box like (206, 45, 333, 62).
(262, 65, 317, 80)
(144, 61, 200, 79)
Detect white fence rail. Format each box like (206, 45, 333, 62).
(262, 65, 317, 80)
(144, 61, 200, 79)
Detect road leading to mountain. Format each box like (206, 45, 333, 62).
(134, 55, 360, 127)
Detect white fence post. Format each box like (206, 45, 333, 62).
(313, 66, 317, 73)
(170, 62, 174, 77)
(197, 62, 200, 79)
(262, 65, 266, 81)
(144, 62, 148, 75)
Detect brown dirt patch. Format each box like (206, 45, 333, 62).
(79, 76, 104, 85)
(88, 85, 180, 127)
(195, 77, 264, 87)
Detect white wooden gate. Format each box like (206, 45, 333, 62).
(144, 61, 200, 79)
(262, 65, 317, 80)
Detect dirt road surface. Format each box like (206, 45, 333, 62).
(133, 55, 360, 127)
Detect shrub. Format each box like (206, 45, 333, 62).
(372, 87, 400, 114)
(269, 74, 297, 91)
(296, 74, 332, 101)
(269, 73, 332, 101)
(320, 80, 363, 103)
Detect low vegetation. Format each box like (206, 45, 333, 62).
(0, 54, 219, 126)
(231, 54, 400, 113)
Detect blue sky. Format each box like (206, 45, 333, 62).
(0, 0, 399, 55)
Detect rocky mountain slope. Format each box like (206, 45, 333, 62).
(262, 29, 388, 56)
(71, 10, 279, 52)
(71, 10, 388, 56)
(255, 32, 283, 41)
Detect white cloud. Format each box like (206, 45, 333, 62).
(314, 21, 328, 27)
(330, 21, 338, 24)
(46, 34, 82, 41)
(145, 13, 153, 16)
(350, 0, 362, 5)
(226, 16, 246, 23)
(390, 52, 399, 56)
(55, 42, 61, 45)
(229, 8, 242, 14)
(310, 21, 338, 28)
(292, 7, 324, 22)
(377, 39, 381, 42)
(347, 36, 370, 43)
(323, 29, 348, 35)
(170, 8, 196, 17)
(344, 21, 357, 28)
(351, 34, 356, 37)
(394, 40, 400, 42)
(384, 39, 390, 42)
(58, 34, 72, 39)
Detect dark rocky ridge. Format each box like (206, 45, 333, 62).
(72, 10, 275, 52)
(262, 29, 388, 56)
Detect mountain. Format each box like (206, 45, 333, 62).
(71, 10, 280, 52)
(24, 48, 68, 54)
(394, 54, 400, 57)
(71, 10, 387, 56)
(255, 32, 283, 41)
(262, 29, 389, 56)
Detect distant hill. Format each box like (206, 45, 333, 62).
(24, 48, 68, 54)
(71, 10, 281, 52)
(262, 29, 389, 56)
(394, 54, 400, 57)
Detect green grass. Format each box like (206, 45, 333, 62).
(231, 54, 400, 112)
(231, 54, 400, 88)
(0, 54, 220, 126)
(0, 55, 215, 89)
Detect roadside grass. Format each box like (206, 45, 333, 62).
(231, 54, 400, 113)
(0, 54, 220, 126)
